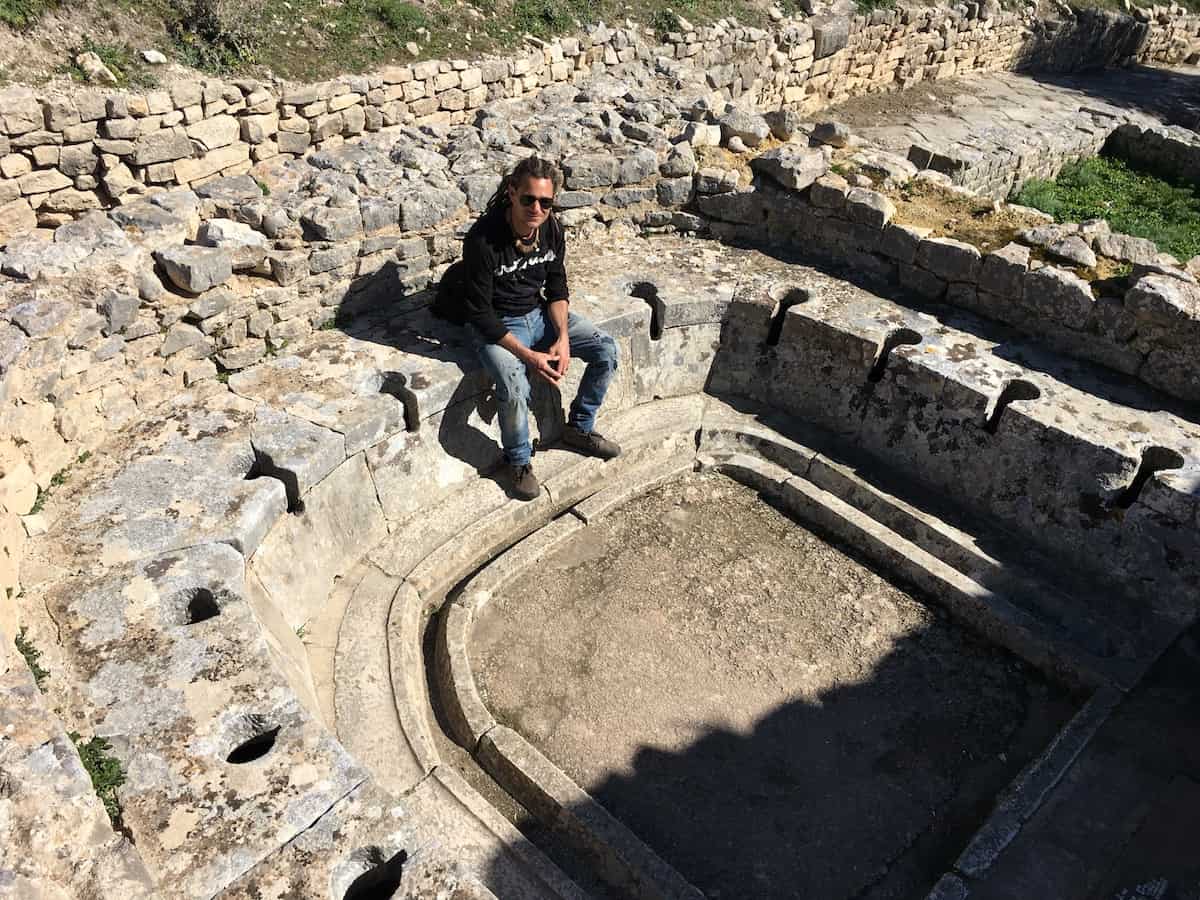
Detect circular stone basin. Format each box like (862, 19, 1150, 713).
(471, 471, 1074, 899)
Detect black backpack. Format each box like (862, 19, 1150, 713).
(431, 258, 469, 325)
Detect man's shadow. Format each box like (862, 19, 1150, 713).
(337, 260, 568, 497)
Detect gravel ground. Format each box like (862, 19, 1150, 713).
(474, 471, 1075, 899)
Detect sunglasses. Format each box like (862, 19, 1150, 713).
(518, 193, 554, 210)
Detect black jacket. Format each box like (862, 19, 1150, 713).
(454, 207, 569, 343)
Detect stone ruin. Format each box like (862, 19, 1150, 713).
(2, 2, 1200, 898)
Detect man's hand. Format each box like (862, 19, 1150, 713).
(524, 348, 564, 386)
(550, 336, 570, 378)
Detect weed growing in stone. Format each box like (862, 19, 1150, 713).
(29, 451, 90, 514)
(69, 732, 127, 829)
(1014, 156, 1200, 261)
(14, 626, 49, 691)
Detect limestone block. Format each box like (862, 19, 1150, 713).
(0, 87, 43, 135)
(750, 144, 828, 190)
(844, 187, 896, 228)
(633, 323, 721, 402)
(58, 142, 99, 177)
(0, 153, 31, 179)
(8, 401, 73, 488)
(979, 242, 1029, 299)
(1024, 265, 1095, 328)
(301, 205, 363, 241)
(617, 147, 658, 185)
(341, 104, 366, 135)
(657, 176, 693, 207)
(1125, 274, 1200, 325)
(1047, 234, 1097, 268)
(0, 198, 31, 244)
(0, 442, 38, 516)
(812, 120, 852, 148)
(811, 15, 851, 58)
(217, 339, 267, 370)
(197, 217, 269, 270)
(251, 453, 387, 628)
(1096, 231, 1161, 266)
(916, 236, 983, 283)
(694, 167, 740, 194)
(563, 153, 620, 189)
(718, 108, 770, 147)
(267, 250, 309, 285)
(174, 143, 249, 183)
(155, 245, 234, 294)
(133, 129, 193, 165)
(37, 187, 97, 214)
(17, 169, 70, 196)
(311, 112, 344, 141)
(397, 184, 465, 231)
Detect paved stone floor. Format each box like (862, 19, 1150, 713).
(473, 471, 1075, 900)
(828, 65, 1200, 196)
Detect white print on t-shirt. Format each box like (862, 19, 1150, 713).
(494, 248, 557, 277)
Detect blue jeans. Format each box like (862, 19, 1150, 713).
(473, 308, 619, 467)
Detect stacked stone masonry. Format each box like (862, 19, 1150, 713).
(1, 4, 1198, 243)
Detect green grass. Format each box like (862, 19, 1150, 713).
(1013, 156, 1200, 262)
(14, 626, 49, 691)
(151, 0, 765, 78)
(0, 0, 57, 28)
(69, 732, 127, 829)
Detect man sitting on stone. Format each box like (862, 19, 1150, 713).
(440, 155, 621, 501)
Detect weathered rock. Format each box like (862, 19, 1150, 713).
(75, 51, 117, 85)
(1124, 274, 1200, 323)
(812, 121, 852, 148)
(979, 242, 1030, 299)
(618, 148, 659, 185)
(133, 130, 194, 166)
(1025, 265, 1095, 327)
(1095, 232, 1161, 265)
(302, 205, 364, 241)
(563, 153, 620, 189)
(750, 145, 828, 191)
(8, 296, 70, 337)
(397, 185, 465, 232)
(764, 108, 804, 142)
(844, 188, 895, 228)
(718, 109, 770, 148)
(197, 218, 269, 270)
(809, 173, 849, 209)
(660, 143, 697, 178)
(155, 245, 234, 294)
(916, 237, 983, 283)
(811, 15, 850, 58)
(1047, 234, 1098, 268)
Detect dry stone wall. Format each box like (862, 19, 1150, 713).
(1, 4, 1198, 244)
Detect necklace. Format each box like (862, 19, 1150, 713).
(508, 207, 539, 254)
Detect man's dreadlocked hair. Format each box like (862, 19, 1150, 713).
(483, 155, 563, 218)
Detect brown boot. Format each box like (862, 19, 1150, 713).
(507, 463, 540, 501)
(562, 424, 621, 459)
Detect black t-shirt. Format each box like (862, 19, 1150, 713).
(461, 206, 569, 343)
